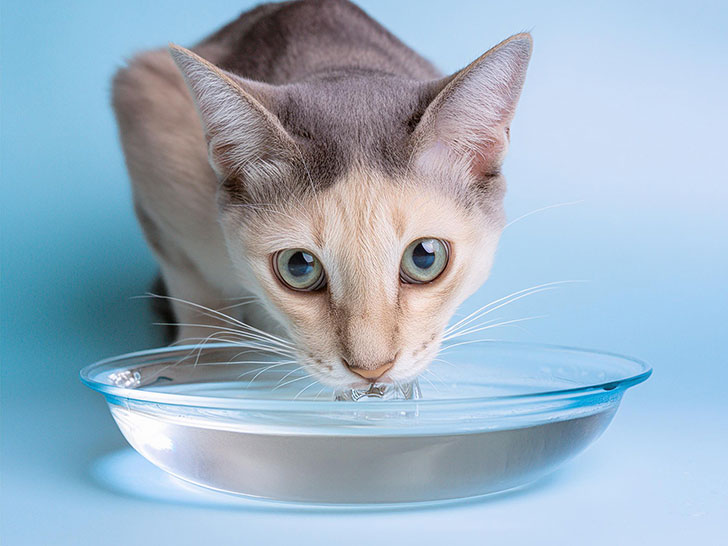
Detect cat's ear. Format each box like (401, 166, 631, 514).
(412, 33, 532, 182)
(168, 44, 297, 186)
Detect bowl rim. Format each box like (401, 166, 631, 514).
(80, 341, 652, 413)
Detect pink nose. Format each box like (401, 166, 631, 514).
(344, 359, 394, 380)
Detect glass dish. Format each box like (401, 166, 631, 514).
(80, 341, 651, 504)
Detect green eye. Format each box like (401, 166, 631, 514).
(400, 238, 450, 284)
(273, 249, 326, 291)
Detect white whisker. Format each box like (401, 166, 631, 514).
(236, 361, 297, 381)
(218, 298, 259, 312)
(247, 361, 299, 384)
(424, 366, 447, 386)
(139, 292, 294, 348)
(273, 373, 314, 391)
(419, 372, 442, 394)
(442, 315, 547, 341)
(438, 338, 500, 354)
(169, 334, 294, 362)
(445, 280, 584, 336)
(504, 200, 584, 230)
(313, 385, 329, 400)
(430, 357, 458, 370)
(293, 379, 321, 400)
(272, 364, 308, 387)
(154, 321, 295, 352)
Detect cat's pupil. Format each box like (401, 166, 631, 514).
(412, 241, 436, 269)
(287, 251, 315, 277)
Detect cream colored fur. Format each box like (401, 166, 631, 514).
(113, 49, 282, 342)
(113, 34, 527, 388)
(220, 168, 503, 386)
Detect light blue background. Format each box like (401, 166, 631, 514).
(2, 1, 726, 544)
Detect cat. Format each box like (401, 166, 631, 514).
(112, 0, 532, 388)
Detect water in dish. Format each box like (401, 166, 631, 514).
(81, 342, 650, 504)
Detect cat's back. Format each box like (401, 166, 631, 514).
(196, 0, 440, 83)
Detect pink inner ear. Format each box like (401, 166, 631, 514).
(430, 122, 508, 180)
(466, 127, 509, 178)
(415, 129, 507, 185)
(413, 35, 531, 183)
(427, 92, 512, 180)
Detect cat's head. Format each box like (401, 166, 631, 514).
(170, 35, 532, 388)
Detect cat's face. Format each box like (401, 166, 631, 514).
(170, 32, 531, 387)
(221, 170, 504, 387)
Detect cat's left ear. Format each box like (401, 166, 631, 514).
(412, 33, 533, 182)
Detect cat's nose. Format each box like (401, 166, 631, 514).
(343, 357, 395, 381)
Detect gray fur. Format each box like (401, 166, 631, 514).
(197, 0, 440, 82)
(191, 0, 446, 198)
(112, 0, 532, 384)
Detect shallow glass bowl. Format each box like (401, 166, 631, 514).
(81, 342, 651, 504)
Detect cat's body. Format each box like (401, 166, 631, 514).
(113, 0, 532, 387)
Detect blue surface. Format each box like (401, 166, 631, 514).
(2, 1, 726, 544)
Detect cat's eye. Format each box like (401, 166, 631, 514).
(400, 238, 450, 284)
(273, 249, 326, 291)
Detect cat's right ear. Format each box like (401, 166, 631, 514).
(168, 44, 297, 189)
